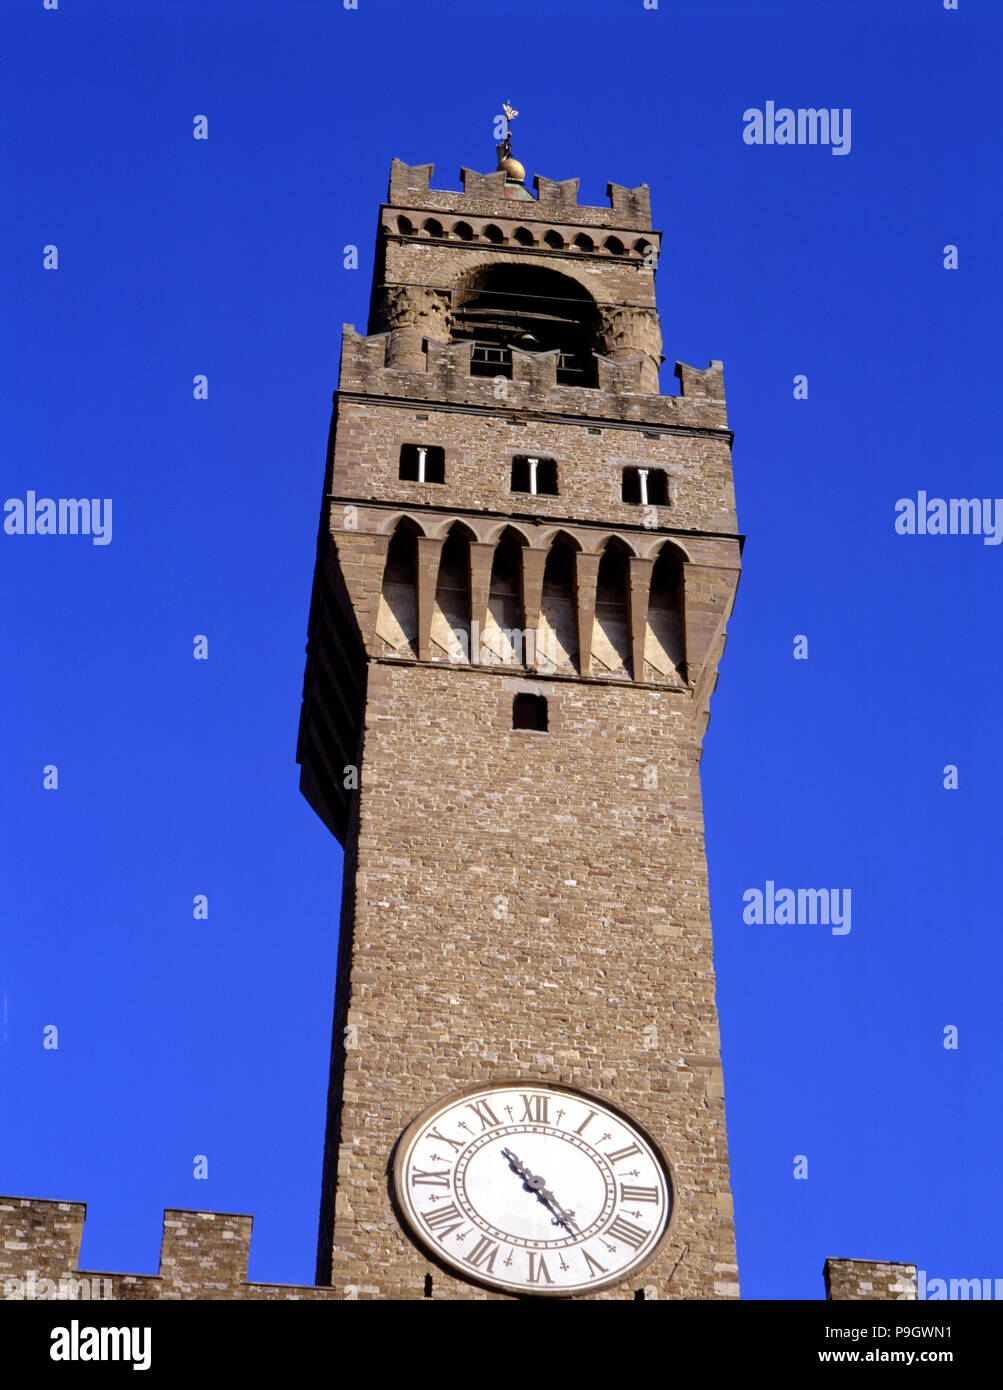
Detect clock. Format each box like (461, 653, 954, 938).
(392, 1080, 674, 1296)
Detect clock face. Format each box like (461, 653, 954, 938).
(393, 1081, 674, 1296)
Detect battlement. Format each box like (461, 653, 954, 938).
(0, 1196, 914, 1300)
(0, 1196, 337, 1301)
(387, 158, 653, 232)
(337, 325, 728, 431)
(824, 1258, 918, 1301)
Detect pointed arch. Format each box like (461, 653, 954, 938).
(482, 527, 527, 667)
(376, 518, 420, 657)
(537, 532, 580, 675)
(422, 218, 443, 238)
(483, 224, 505, 244)
(376, 511, 428, 536)
(429, 522, 474, 662)
(644, 541, 685, 680)
(591, 537, 632, 678)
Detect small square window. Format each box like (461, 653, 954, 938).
(399, 444, 445, 483)
(511, 455, 558, 496)
(513, 693, 548, 731)
(622, 466, 669, 506)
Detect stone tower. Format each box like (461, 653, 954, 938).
(295, 142, 743, 1300)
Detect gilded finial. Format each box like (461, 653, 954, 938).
(497, 101, 525, 183)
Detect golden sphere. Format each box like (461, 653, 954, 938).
(498, 156, 526, 182)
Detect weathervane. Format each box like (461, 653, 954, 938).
(500, 101, 519, 162)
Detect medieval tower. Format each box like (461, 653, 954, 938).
(296, 128, 743, 1300)
(0, 130, 917, 1307)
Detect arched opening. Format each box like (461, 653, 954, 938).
(483, 224, 505, 245)
(573, 233, 594, 253)
(429, 524, 474, 662)
(645, 544, 685, 681)
(376, 520, 420, 658)
(423, 218, 443, 238)
(513, 227, 534, 247)
(537, 535, 579, 674)
(452, 221, 474, 241)
(591, 540, 632, 678)
(482, 529, 526, 666)
(451, 264, 600, 387)
(396, 215, 414, 235)
(603, 235, 625, 256)
(543, 229, 565, 250)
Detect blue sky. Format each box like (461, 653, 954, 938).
(2, 0, 1000, 1299)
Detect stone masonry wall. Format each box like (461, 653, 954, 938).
(320, 662, 739, 1300)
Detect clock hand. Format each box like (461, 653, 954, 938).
(500, 1149, 581, 1233)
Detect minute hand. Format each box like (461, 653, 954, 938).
(501, 1148, 581, 1232)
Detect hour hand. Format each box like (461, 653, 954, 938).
(501, 1147, 531, 1179)
(501, 1149, 580, 1233)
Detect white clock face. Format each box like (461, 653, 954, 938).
(393, 1082, 673, 1296)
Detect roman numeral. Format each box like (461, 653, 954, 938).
(582, 1248, 608, 1279)
(421, 1203, 465, 1237)
(466, 1099, 500, 1131)
(607, 1216, 649, 1250)
(426, 1127, 463, 1153)
(619, 1184, 660, 1204)
(574, 1109, 596, 1136)
(465, 1236, 500, 1272)
(411, 1168, 450, 1188)
(528, 1253, 553, 1285)
(606, 1143, 642, 1165)
(521, 1093, 549, 1124)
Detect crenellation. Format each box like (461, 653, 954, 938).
(386, 159, 654, 232)
(337, 326, 730, 431)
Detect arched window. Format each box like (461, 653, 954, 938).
(396, 215, 414, 235)
(483, 224, 505, 245)
(513, 227, 534, 247)
(573, 233, 594, 253)
(537, 535, 579, 674)
(644, 544, 685, 680)
(603, 236, 625, 256)
(452, 264, 600, 387)
(544, 229, 565, 250)
(422, 218, 443, 238)
(375, 521, 420, 658)
(452, 221, 474, 241)
(591, 540, 632, 678)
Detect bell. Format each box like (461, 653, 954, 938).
(513, 330, 540, 350)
